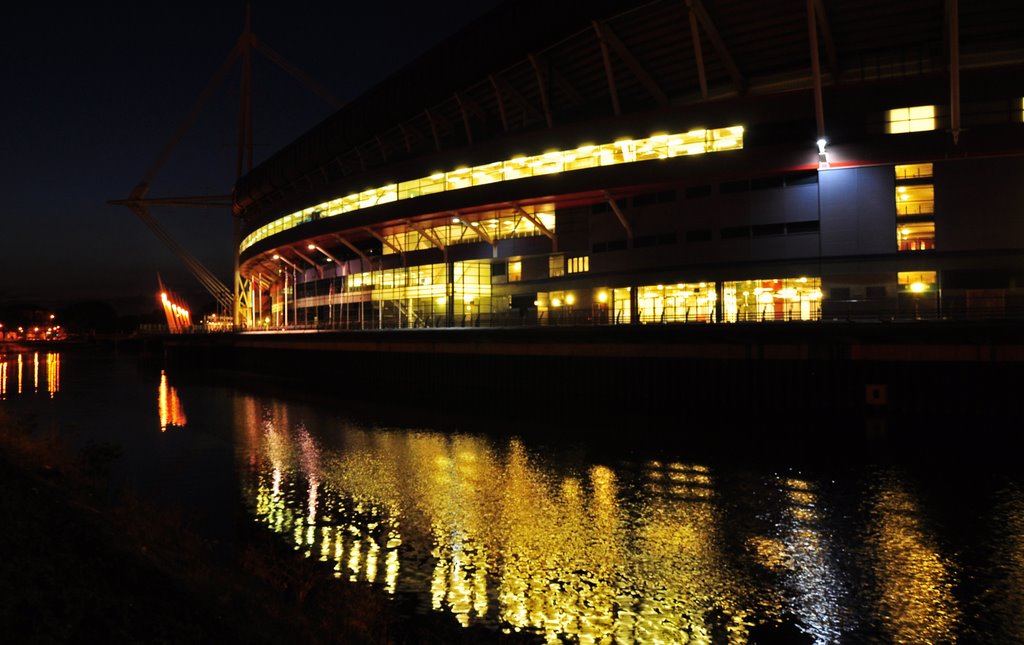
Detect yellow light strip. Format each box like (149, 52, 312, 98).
(240, 126, 744, 253)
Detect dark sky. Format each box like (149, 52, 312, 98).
(0, 2, 502, 315)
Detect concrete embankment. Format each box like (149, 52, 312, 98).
(163, 322, 1024, 420)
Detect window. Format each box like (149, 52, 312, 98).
(508, 260, 522, 282)
(723, 277, 823, 322)
(549, 255, 565, 278)
(898, 271, 936, 292)
(895, 163, 935, 252)
(894, 162, 933, 180)
(887, 106, 936, 134)
(896, 185, 934, 216)
(898, 222, 935, 251)
(567, 256, 589, 274)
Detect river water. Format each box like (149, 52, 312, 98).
(3, 348, 1023, 643)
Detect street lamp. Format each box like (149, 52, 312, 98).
(273, 253, 300, 327)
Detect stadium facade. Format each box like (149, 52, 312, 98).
(232, 0, 1024, 330)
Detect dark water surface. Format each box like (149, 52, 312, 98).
(3, 348, 1023, 643)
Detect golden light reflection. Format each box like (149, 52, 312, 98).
(33, 352, 39, 392)
(867, 482, 959, 643)
(234, 396, 760, 643)
(157, 370, 187, 432)
(17, 354, 23, 394)
(0, 358, 7, 399)
(46, 353, 60, 398)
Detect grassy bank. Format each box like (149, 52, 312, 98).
(0, 407, 533, 643)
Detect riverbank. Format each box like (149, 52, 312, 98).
(0, 406, 534, 643)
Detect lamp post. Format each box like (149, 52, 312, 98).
(273, 253, 300, 328)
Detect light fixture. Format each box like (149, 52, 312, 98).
(816, 138, 828, 154)
(308, 244, 316, 250)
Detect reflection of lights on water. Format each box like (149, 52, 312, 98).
(157, 370, 187, 431)
(46, 353, 60, 398)
(33, 352, 39, 392)
(17, 354, 23, 394)
(236, 401, 757, 642)
(869, 484, 959, 643)
(0, 359, 7, 399)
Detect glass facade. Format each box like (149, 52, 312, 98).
(240, 126, 745, 253)
(636, 283, 717, 324)
(286, 260, 492, 328)
(383, 205, 555, 255)
(723, 278, 823, 322)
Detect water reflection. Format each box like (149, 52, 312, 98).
(46, 353, 60, 398)
(235, 396, 775, 642)
(0, 352, 60, 399)
(157, 370, 187, 431)
(864, 478, 960, 643)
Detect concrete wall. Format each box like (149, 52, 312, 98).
(936, 156, 1024, 252)
(819, 166, 894, 257)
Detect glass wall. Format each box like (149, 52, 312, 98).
(380, 205, 555, 256)
(636, 283, 717, 324)
(240, 126, 744, 253)
(292, 260, 492, 328)
(723, 278, 823, 322)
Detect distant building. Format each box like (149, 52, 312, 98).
(233, 0, 1024, 329)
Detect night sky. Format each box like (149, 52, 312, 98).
(1, 2, 502, 316)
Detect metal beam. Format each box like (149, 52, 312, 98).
(309, 243, 344, 266)
(595, 21, 669, 107)
(333, 234, 372, 268)
(455, 92, 474, 143)
(425, 109, 442, 152)
(811, 0, 839, 80)
(529, 54, 554, 128)
(593, 20, 622, 116)
(687, 7, 708, 99)
(686, 0, 744, 94)
(409, 221, 447, 253)
(452, 212, 495, 247)
(110, 194, 233, 209)
(129, 203, 233, 312)
(550, 66, 585, 106)
(489, 75, 509, 132)
(291, 246, 322, 277)
(807, 0, 826, 140)
(363, 227, 406, 261)
(399, 123, 414, 153)
(491, 74, 545, 125)
(604, 191, 633, 240)
(948, 0, 961, 144)
(511, 204, 556, 252)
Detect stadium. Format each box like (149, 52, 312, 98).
(231, 0, 1024, 330)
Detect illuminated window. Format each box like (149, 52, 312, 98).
(549, 255, 565, 278)
(895, 163, 935, 252)
(895, 184, 934, 216)
(636, 282, 717, 324)
(722, 277, 822, 322)
(887, 106, 936, 134)
(897, 222, 935, 251)
(894, 163, 933, 180)
(508, 260, 522, 282)
(380, 204, 555, 255)
(240, 126, 745, 253)
(898, 271, 936, 293)
(567, 256, 589, 274)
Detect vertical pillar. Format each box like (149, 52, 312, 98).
(446, 260, 455, 327)
(715, 281, 724, 323)
(630, 286, 639, 324)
